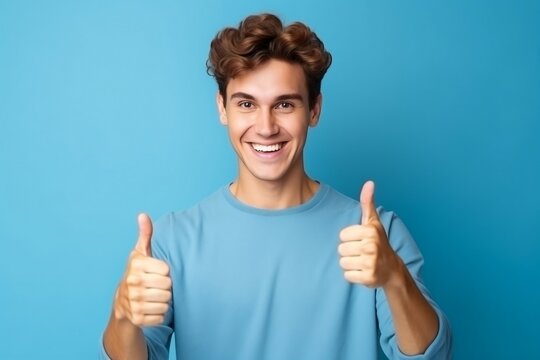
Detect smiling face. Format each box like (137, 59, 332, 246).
(217, 59, 321, 187)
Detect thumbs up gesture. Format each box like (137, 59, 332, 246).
(338, 181, 402, 288)
(113, 213, 172, 327)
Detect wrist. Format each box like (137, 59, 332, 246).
(112, 288, 128, 321)
(382, 255, 410, 294)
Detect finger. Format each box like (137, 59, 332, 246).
(339, 256, 362, 271)
(139, 273, 172, 290)
(135, 213, 153, 257)
(339, 224, 379, 242)
(141, 315, 165, 326)
(338, 238, 378, 256)
(138, 301, 170, 316)
(140, 288, 172, 303)
(131, 314, 165, 327)
(343, 270, 364, 283)
(131, 256, 170, 276)
(338, 241, 363, 256)
(359, 241, 377, 256)
(128, 287, 172, 303)
(126, 283, 172, 303)
(344, 270, 377, 287)
(360, 180, 379, 225)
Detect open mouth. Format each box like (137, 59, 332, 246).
(251, 142, 284, 153)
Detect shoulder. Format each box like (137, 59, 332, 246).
(319, 184, 359, 220)
(323, 183, 413, 243)
(323, 185, 359, 209)
(156, 186, 227, 227)
(321, 184, 399, 225)
(150, 186, 228, 257)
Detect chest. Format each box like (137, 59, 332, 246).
(175, 215, 369, 318)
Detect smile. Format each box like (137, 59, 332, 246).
(251, 143, 283, 153)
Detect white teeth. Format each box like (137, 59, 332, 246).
(252, 143, 282, 152)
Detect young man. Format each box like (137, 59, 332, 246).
(101, 13, 452, 360)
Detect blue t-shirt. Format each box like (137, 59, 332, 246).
(101, 183, 452, 359)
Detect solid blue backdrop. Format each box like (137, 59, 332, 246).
(1, 1, 538, 359)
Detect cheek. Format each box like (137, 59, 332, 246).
(227, 121, 250, 142)
(279, 115, 308, 132)
(291, 123, 309, 141)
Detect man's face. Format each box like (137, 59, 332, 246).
(217, 59, 321, 184)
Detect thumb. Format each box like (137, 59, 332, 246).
(360, 180, 378, 224)
(135, 213, 153, 257)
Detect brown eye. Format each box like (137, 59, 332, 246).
(239, 101, 254, 109)
(276, 102, 292, 109)
(275, 102, 294, 112)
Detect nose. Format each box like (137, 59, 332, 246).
(255, 109, 279, 137)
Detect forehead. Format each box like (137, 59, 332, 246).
(226, 59, 308, 101)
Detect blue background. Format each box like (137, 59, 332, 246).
(1, 0, 539, 359)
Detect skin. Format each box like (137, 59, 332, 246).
(103, 58, 438, 358)
(216, 59, 322, 209)
(103, 214, 171, 360)
(339, 180, 439, 355)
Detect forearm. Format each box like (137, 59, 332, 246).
(383, 258, 439, 356)
(103, 311, 148, 360)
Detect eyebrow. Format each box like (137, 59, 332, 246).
(229, 92, 304, 102)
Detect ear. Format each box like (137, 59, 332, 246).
(216, 92, 228, 125)
(309, 94, 322, 127)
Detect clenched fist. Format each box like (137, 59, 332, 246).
(338, 181, 402, 289)
(114, 213, 172, 327)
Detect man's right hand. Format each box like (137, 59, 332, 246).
(113, 213, 172, 327)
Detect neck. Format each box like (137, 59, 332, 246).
(230, 169, 319, 210)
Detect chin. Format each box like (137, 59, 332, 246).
(240, 165, 288, 183)
(250, 171, 288, 183)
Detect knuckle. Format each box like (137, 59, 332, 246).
(164, 290, 172, 303)
(159, 303, 170, 314)
(164, 276, 173, 289)
(131, 314, 144, 326)
(367, 226, 378, 238)
(130, 256, 142, 268)
(162, 262, 171, 275)
(130, 289, 142, 301)
(362, 242, 376, 255)
(127, 286, 144, 301)
(125, 274, 138, 285)
(130, 302, 142, 315)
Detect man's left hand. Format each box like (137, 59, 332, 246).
(338, 180, 403, 288)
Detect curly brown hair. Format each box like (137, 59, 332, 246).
(207, 13, 332, 109)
